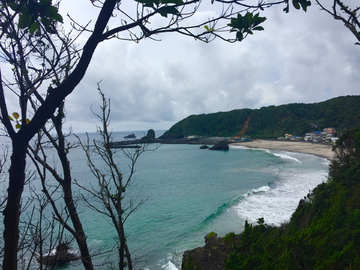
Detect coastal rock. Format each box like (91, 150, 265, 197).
(199, 144, 209, 149)
(182, 232, 240, 270)
(209, 140, 229, 151)
(124, 133, 136, 139)
(38, 243, 79, 266)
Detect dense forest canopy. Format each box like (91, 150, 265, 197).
(163, 96, 360, 139)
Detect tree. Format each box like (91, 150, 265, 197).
(0, 0, 311, 268)
(27, 112, 93, 268)
(76, 84, 154, 269)
(329, 128, 360, 186)
(315, 1, 360, 45)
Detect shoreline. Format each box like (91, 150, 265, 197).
(231, 140, 335, 160)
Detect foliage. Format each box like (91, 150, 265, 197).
(218, 129, 360, 269)
(228, 12, 266, 41)
(223, 232, 236, 243)
(163, 96, 360, 138)
(5, 0, 63, 34)
(283, 0, 311, 13)
(206, 231, 218, 240)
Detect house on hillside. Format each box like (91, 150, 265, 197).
(325, 127, 336, 134)
(305, 132, 316, 141)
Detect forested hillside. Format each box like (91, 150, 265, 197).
(162, 96, 360, 139)
(182, 129, 360, 270)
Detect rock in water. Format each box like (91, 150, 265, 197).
(38, 243, 79, 266)
(209, 140, 229, 150)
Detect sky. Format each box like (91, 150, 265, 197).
(4, 1, 360, 133)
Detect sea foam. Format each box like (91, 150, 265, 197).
(232, 151, 329, 226)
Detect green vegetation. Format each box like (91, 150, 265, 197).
(206, 231, 218, 240)
(222, 232, 236, 243)
(224, 129, 360, 269)
(163, 96, 360, 139)
(183, 128, 360, 269)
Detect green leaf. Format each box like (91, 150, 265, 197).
(300, 0, 311, 12)
(158, 6, 180, 17)
(26, 119, 30, 124)
(15, 123, 21, 129)
(8, 116, 14, 121)
(292, 0, 301, 10)
(12, 112, 19, 120)
(253, 26, 264, 31)
(53, 13, 63, 23)
(134, 0, 155, 7)
(7, 2, 19, 12)
(204, 25, 209, 31)
(18, 13, 31, 29)
(29, 21, 40, 34)
(236, 32, 244, 41)
(161, 0, 184, 4)
(45, 6, 58, 16)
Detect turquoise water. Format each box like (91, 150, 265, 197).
(1, 131, 330, 269)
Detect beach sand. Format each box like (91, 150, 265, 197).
(231, 140, 335, 160)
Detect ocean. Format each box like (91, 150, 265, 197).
(1, 131, 330, 269)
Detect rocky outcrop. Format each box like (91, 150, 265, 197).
(124, 133, 136, 139)
(209, 140, 229, 151)
(38, 243, 79, 266)
(199, 145, 209, 149)
(182, 232, 240, 270)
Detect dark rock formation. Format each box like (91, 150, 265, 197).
(199, 144, 209, 149)
(209, 140, 229, 151)
(146, 129, 156, 139)
(38, 243, 79, 266)
(159, 132, 185, 140)
(182, 232, 240, 270)
(124, 133, 136, 139)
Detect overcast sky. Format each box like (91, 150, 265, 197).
(13, 1, 360, 133)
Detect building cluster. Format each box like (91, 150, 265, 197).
(279, 128, 338, 143)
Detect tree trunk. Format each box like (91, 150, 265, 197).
(3, 136, 27, 269)
(2, 1, 119, 268)
(62, 181, 94, 270)
(55, 118, 94, 270)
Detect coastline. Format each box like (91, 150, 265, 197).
(231, 139, 335, 160)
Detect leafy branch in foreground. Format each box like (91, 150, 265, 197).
(315, 0, 360, 45)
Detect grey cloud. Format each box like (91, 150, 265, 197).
(62, 2, 360, 133)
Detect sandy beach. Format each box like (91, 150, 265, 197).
(231, 140, 335, 160)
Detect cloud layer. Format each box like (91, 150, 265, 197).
(56, 1, 360, 132)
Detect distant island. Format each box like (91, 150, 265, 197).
(124, 133, 136, 139)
